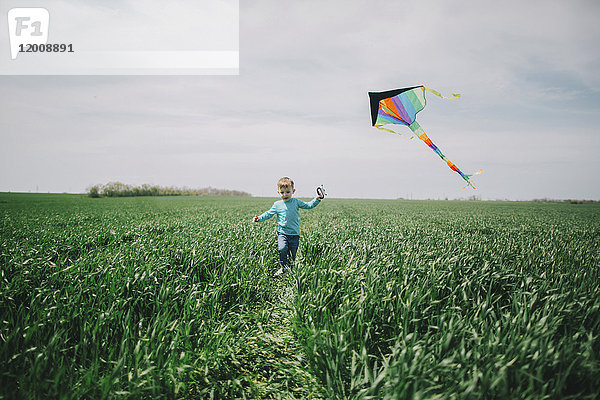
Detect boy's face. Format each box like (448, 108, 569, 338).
(278, 186, 295, 201)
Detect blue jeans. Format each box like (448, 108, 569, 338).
(277, 233, 299, 271)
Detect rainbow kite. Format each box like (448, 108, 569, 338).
(368, 85, 482, 188)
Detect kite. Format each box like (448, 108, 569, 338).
(368, 85, 482, 188)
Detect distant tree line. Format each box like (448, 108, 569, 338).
(87, 182, 251, 198)
(532, 198, 600, 204)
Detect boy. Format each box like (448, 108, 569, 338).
(253, 177, 324, 277)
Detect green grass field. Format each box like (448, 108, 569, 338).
(1, 193, 599, 399)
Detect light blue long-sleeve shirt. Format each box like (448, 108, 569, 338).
(258, 197, 321, 235)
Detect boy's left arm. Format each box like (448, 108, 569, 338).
(297, 197, 322, 209)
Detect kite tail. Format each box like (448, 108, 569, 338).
(408, 121, 480, 189)
(423, 87, 461, 99)
(375, 124, 414, 140)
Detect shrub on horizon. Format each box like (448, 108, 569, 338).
(87, 182, 251, 198)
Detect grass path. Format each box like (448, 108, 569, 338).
(240, 274, 326, 399)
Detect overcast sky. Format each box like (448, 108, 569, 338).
(1, 0, 599, 200)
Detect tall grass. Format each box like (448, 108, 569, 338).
(293, 200, 600, 399)
(1, 194, 598, 399)
(1, 195, 283, 398)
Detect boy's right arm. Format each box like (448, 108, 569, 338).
(253, 204, 277, 222)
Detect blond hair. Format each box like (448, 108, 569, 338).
(277, 177, 294, 190)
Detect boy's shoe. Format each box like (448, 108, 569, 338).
(273, 267, 286, 278)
